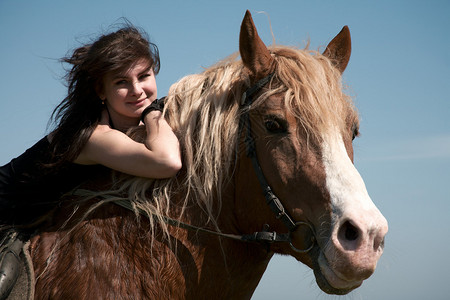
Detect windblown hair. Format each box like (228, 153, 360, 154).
(93, 44, 357, 240)
(49, 23, 160, 168)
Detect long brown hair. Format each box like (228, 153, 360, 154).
(49, 23, 160, 167)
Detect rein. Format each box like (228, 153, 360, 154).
(113, 199, 292, 244)
(107, 73, 315, 253)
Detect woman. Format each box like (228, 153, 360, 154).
(0, 24, 181, 298)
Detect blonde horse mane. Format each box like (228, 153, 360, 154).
(86, 45, 357, 240)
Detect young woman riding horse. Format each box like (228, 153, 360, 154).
(17, 11, 387, 299)
(0, 24, 181, 299)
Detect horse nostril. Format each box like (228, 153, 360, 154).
(379, 237, 385, 250)
(341, 221, 359, 241)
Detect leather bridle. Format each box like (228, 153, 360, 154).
(237, 73, 315, 253)
(114, 73, 316, 253)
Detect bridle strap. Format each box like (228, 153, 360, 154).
(70, 190, 293, 245)
(240, 73, 298, 232)
(240, 73, 275, 106)
(113, 198, 314, 253)
(113, 199, 292, 244)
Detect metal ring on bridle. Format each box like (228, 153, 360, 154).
(289, 221, 316, 253)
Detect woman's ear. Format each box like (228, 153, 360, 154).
(95, 84, 105, 101)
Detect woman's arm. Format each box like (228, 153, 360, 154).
(74, 110, 181, 179)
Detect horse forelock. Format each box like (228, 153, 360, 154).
(264, 46, 357, 143)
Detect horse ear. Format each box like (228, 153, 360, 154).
(239, 10, 275, 79)
(323, 26, 351, 73)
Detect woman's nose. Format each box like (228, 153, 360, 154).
(131, 81, 144, 96)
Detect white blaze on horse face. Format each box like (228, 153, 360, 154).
(322, 130, 378, 221)
(319, 129, 388, 287)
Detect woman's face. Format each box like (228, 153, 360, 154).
(99, 59, 157, 128)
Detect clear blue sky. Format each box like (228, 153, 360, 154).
(1, 1, 449, 299)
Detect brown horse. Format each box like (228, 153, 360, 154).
(28, 11, 388, 299)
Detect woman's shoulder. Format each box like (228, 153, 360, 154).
(88, 123, 130, 144)
(74, 123, 131, 165)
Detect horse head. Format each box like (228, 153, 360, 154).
(233, 10, 388, 295)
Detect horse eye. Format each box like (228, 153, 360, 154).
(264, 117, 287, 134)
(352, 123, 360, 141)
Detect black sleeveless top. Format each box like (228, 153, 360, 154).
(0, 137, 109, 225)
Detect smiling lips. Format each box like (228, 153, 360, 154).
(128, 97, 148, 107)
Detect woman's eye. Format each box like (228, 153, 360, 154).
(264, 118, 287, 133)
(140, 71, 154, 80)
(115, 80, 127, 85)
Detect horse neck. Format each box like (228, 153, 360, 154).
(169, 172, 273, 299)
